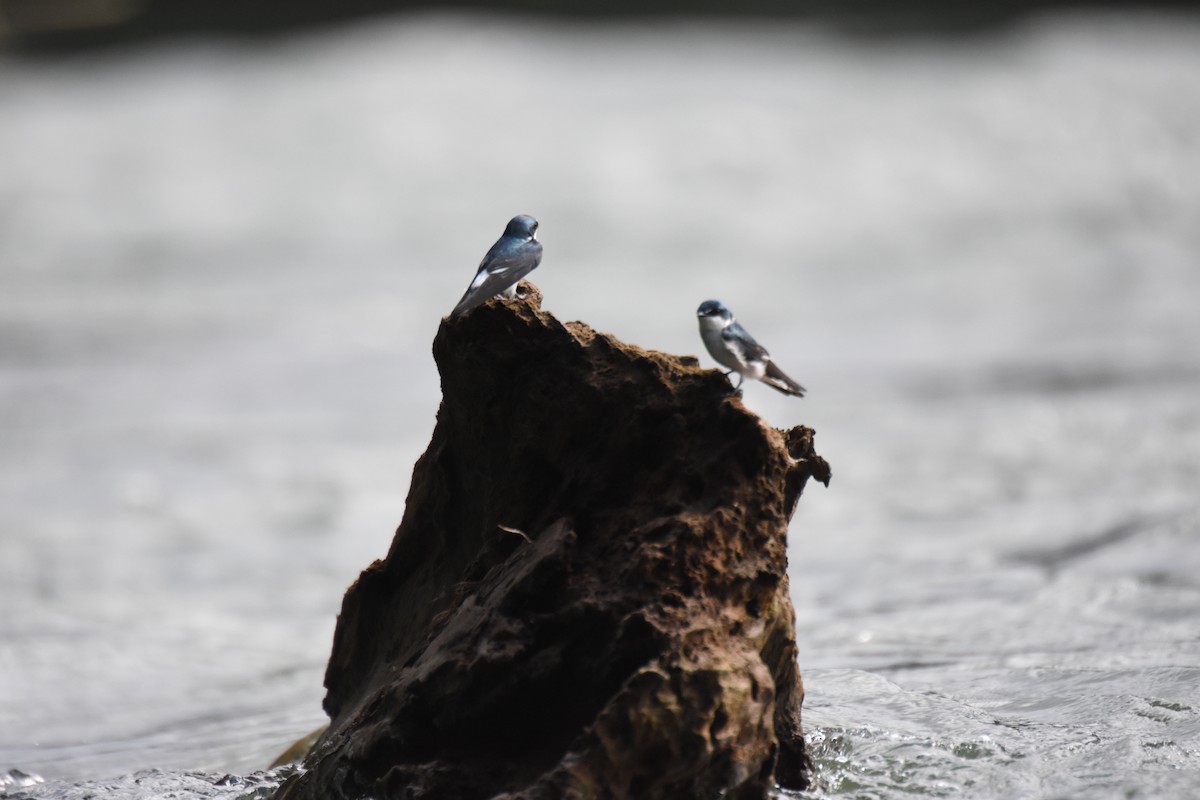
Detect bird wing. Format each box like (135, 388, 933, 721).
(479, 250, 533, 279)
(722, 322, 769, 365)
(725, 323, 805, 396)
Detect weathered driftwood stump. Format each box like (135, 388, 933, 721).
(276, 285, 830, 800)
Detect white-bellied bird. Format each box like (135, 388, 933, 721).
(696, 300, 805, 397)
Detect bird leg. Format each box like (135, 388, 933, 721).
(722, 372, 744, 397)
(715, 370, 742, 396)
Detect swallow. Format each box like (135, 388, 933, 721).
(696, 300, 805, 397)
(450, 215, 543, 318)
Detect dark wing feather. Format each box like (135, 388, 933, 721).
(725, 322, 805, 397)
(480, 247, 539, 280)
(722, 322, 769, 364)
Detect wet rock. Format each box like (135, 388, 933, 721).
(275, 286, 830, 800)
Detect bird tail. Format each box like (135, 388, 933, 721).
(763, 361, 806, 397)
(449, 290, 479, 318)
(449, 278, 491, 318)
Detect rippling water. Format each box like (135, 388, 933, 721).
(2, 10, 1199, 799)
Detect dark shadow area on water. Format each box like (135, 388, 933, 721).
(3, 0, 1200, 52)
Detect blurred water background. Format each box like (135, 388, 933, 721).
(2, 6, 1199, 799)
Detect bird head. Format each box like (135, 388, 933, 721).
(697, 300, 734, 326)
(505, 215, 539, 241)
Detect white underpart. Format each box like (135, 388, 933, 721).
(742, 354, 767, 379)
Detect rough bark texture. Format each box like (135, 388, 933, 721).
(275, 286, 830, 800)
